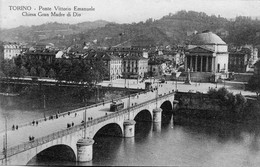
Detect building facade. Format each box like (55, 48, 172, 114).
(2, 42, 22, 60)
(185, 31, 229, 82)
(229, 46, 258, 73)
(122, 54, 148, 79)
(85, 51, 122, 80)
(229, 48, 250, 73)
(24, 49, 63, 64)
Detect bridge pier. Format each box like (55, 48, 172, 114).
(173, 100, 179, 111)
(76, 138, 95, 162)
(153, 122, 161, 132)
(153, 108, 162, 122)
(123, 120, 136, 138)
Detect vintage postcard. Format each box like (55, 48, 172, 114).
(1, 0, 260, 166)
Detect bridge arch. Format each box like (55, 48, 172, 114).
(134, 109, 152, 122)
(160, 100, 173, 124)
(160, 100, 173, 112)
(93, 123, 123, 138)
(26, 144, 76, 165)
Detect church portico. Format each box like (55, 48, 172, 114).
(185, 31, 229, 82)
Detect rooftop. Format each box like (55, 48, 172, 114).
(190, 31, 226, 45)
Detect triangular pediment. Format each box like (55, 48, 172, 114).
(188, 46, 214, 53)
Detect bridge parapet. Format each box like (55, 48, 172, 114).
(0, 123, 84, 160)
(0, 90, 151, 133)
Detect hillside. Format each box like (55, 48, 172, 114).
(0, 20, 111, 44)
(1, 10, 260, 48)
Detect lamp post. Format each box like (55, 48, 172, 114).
(43, 94, 46, 109)
(3, 116, 7, 165)
(175, 79, 177, 91)
(155, 82, 159, 108)
(128, 80, 130, 120)
(84, 107, 87, 138)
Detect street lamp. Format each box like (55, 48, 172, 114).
(128, 80, 130, 120)
(84, 108, 87, 138)
(3, 116, 7, 165)
(155, 82, 159, 108)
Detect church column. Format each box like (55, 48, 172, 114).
(206, 56, 209, 72)
(212, 57, 215, 73)
(200, 56, 203, 72)
(195, 55, 198, 72)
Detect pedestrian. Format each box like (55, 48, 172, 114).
(75, 113, 77, 117)
(68, 112, 70, 116)
(29, 136, 31, 141)
(32, 120, 35, 126)
(36, 121, 38, 126)
(56, 114, 58, 119)
(72, 122, 74, 126)
(106, 113, 107, 116)
(16, 125, 18, 130)
(12, 125, 15, 130)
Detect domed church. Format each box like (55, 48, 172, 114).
(185, 30, 229, 82)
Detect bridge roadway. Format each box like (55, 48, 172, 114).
(0, 82, 175, 157)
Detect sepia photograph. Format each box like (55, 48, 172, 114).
(1, 0, 260, 166)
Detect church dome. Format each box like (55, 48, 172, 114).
(190, 31, 226, 45)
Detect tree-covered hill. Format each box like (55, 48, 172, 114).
(1, 10, 260, 47)
(0, 20, 111, 44)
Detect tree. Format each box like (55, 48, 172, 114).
(30, 67, 37, 76)
(47, 68, 56, 78)
(20, 66, 29, 77)
(0, 69, 6, 77)
(247, 75, 260, 97)
(38, 67, 46, 78)
(1, 59, 14, 77)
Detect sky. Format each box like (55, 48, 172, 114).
(0, 0, 260, 29)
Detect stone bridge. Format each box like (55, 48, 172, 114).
(0, 92, 177, 165)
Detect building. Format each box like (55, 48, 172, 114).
(229, 48, 250, 73)
(254, 60, 260, 76)
(148, 58, 170, 77)
(24, 49, 63, 64)
(228, 45, 258, 73)
(2, 42, 22, 60)
(122, 54, 148, 79)
(185, 31, 229, 82)
(106, 47, 148, 59)
(85, 51, 122, 80)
